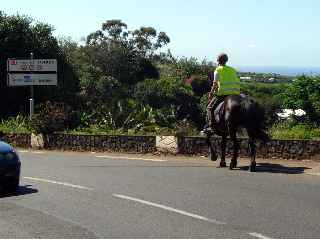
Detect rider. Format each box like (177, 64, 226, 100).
(204, 53, 240, 133)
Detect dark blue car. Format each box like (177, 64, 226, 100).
(0, 141, 21, 192)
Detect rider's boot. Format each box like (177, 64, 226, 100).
(203, 110, 214, 134)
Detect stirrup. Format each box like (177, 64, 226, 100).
(202, 127, 214, 135)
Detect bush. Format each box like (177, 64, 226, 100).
(282, 76, 320, 125)
(269, 122, 320, 140)
(241, 82, 285, 125)
(175, 120, 200, 137)
(0, 115, 31, 134)
(30, 101, 77, 134)
(134, 77, 194, 108)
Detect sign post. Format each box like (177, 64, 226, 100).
(30, 52, 34, 120)
(7, 56, 58, 120)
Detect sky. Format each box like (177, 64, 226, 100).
(1, 0, 320, 67)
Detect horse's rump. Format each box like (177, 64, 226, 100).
(211, 94, 269, 141)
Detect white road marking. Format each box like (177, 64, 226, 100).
(33, 151, 44, 154)
(248, 232, 274, 239)
(95, 155, 166, 162)
(24, 177, 93, 190)
(113, 194, 226, 225)
(307, 172, 320, 176)
(18, 150, 44, 154)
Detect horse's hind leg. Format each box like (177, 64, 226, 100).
(218, 135, 227, 167)
(229, 129, 239, 170)
(206, 134, 217, 161)
(247, 131, 256, 172)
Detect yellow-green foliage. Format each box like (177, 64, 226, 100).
(269, 123, 320, 140)
(0, 115, 31, 134)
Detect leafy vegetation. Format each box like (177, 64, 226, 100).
(30, 101, 77, 134)
(0, 115, 31, 134)
(269, 122, 320, 140)
(0, 12, 79, 117)
(241, 82, 287, 125)
(0, 11, 319, 139)
(282, 76, 320, 125)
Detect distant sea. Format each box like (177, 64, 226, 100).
(236, 66, 320, 76)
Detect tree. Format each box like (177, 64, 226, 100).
(72, 20, 171, 127)
(134, 77, 205, 128)
(0, 12, 79, 117)
(84, 20, 170, 86)
(282, 76, 320, 125)
(241, 82, 285, 125)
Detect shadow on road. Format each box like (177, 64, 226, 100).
(78, 163, 313, 174)
(78, 165, 224, 170)
(0, 184, 38, 198)
(238, 163, 311, 174)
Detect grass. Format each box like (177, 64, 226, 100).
(0, 115, 31, 134)
(65, 125, 180, 136)
(1, 115, 319, 140)
(269, 123, 320, 140)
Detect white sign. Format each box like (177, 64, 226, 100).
(7, 59, 57, 72)
(7, 73, 58, 86)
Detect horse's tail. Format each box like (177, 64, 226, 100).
(240, 96, 270, 143)
(253, 128, 270, 143)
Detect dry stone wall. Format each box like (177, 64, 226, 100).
(2, 133, 319, 160)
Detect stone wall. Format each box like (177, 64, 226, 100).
(1, 133, 320, 160)
(178, 136, 320, 160)
(1, 133, 30, 148)
(43, 134, 156, 153)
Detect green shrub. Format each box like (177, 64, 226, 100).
(269, 122, 320, 140)
(0, 115, 31, 134)
(282, 76, 320, 125)
(175, 120, 200, 137)
(66, 126, 122, 135)
(30, 101, 77, 134)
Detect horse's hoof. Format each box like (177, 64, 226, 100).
(210, 154, 217, 161)
(229, 160, 237, 170)
(211, 157, 217, 162)
(217, 161, 227, 168)
(229, 163, 235, 170)
(249, 163, 256, 172)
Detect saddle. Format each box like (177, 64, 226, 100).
(213, 101, 225, 125)
(209, 101, 226, 136)
(213, 94, 246, 124)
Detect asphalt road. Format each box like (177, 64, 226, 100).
(1, 150, 320, 239)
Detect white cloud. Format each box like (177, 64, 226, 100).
(248, 43, 257, 48)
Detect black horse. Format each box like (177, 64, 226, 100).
(205, 94, 269, 172)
